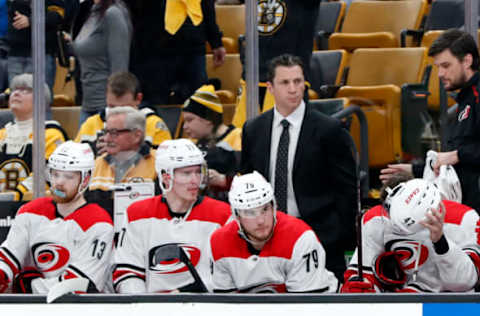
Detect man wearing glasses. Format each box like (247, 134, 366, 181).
(75, 71, 171, 157)
(0, 73, 67, 201)
(86, 106, 158, 217)
(210, 171, 338, 293)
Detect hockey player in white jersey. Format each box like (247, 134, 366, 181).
(0, 141, 114, 293)
(210, 171, 338, 293)
(342, 173, 480, 293)
(112, 138, 231, 293)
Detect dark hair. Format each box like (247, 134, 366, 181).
(266, 54, 305, 83)
(428, 28, 480, 71)
(379, 171, 414, 203)
(107, 71, 141, 97)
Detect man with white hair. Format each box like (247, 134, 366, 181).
(342, 173, 480, 293)
(112, 138, 231, 293)
(0, 141, 113, 293)
(87, 106, 158, 216)
(0, 73, 67, 200)
(210, 171, 338, 293)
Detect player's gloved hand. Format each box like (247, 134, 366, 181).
(13, 269, 42, 293)
(341, 278, 376, 293)
(0, 269, 9, 293)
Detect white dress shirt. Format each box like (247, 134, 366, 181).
(269, 101, 305, 217)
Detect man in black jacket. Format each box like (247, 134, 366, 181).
(240, 54, 357, 282)
(381, 29, 480, 212)
(124, 0, 226, 106)
(7, 0, 64, 91)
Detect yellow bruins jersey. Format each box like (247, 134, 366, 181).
(75, 108, 172, 156)
(0, 121, 67, 199)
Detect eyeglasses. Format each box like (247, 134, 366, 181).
(237, 204, 273, 219)
(102, 128, 133, 137)
(12, 87, 33, 95)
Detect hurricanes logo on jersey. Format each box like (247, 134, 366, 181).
(386, 239, 429, 271)
(0, 158, 29, 191)
(148, 243, 201, 274)
(32, 242, 70, 273)
(258, 0, 287, 36)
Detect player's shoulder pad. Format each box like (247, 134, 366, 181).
(45, 120, 69, 141)
(188, 196, 231, 225)
(362, 205, 388, 225)
(269, 212, 315, 258)
(17, 197, 56, 220)
(127, 195, 166, 222)
(443, 200, 476, 225)
(67, 203, 113, 231)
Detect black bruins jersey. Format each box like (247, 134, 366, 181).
(0, 121, 68, 194)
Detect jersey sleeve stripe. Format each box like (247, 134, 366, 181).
(112, 264, 146, 287)
(0, 247, 21, 274)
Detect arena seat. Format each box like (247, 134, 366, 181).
(51, 106, 80, 140)
(309, 49, 347, 99)
(336, 47, 428, 167)
(52, 57, 76, 107)
(155, 105, 184, 139)
(328, 0, 427, 62)
(207, 4, 245, 54)
(314, 1, 346, 51)
(206, 53, 242, 104)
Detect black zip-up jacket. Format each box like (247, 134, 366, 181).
(414, 72, 480, 211)
(7, 0, 65, 56)
(124, 0, 222, 60)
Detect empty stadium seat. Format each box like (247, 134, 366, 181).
(51, 106, 80, 140)
(52, 57, 76, 107)
(207, 4, 245, 53)
(328, 0, 427, 62)
(336, 47, 428, 167)
(309, 49, 347, 99)
(314, 1, 346, 50)
(206, 53, 242, 104)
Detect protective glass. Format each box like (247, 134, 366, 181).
(174, 166, 206, 184)
(237, 203, 273, 219)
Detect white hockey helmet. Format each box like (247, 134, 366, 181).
(423, 150, 462, 202)
(385, 178, 442, 235)
(229, 171, 275, 217)
(47, 141, 95, 193)
(155, 138, 206, 192)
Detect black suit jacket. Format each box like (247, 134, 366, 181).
(241, 105, 357, 276)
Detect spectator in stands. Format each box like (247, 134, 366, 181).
(342, 173, 480, 293)
(240, 54, 357, 282)
(182, 84, 241, 200)
(0, 0, 8, 92)
(0, 73, 67, 201)
(7, 0, 65, 118)
(71, 0, 132, 125)
(233, 0, 320, 127)
(0, 141, 113, 294)
(76, 71, 171, 157)
(124, 0, 225, 107)
(380, 29, 480, 212)
(86, 106, 158, 217)
(113, 138, 231, 293)
(211, 171, 338, 293)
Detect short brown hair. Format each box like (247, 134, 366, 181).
(107, 72, 141, 97)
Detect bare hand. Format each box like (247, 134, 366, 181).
(13, 11, 30, 30)
(212, 47, 226, 67)
(420, 203, 445, 243)
(432, 150, 459, 175)
(96, 135, 107, 155)
(379, 164, 413, 183)
(208, 169, 227, 187)
(63, 31, 72, 42)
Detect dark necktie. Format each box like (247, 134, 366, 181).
(275, 119, 290, 213)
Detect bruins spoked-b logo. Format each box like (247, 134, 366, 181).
(258, 0, 287, 35)
(0, 158, 29, 191)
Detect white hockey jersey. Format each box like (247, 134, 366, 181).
(112, 195, 231, 293)
(0, 197, 114, 293)
(346, 200, 480, 292)
(210, 211, 338, 293)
